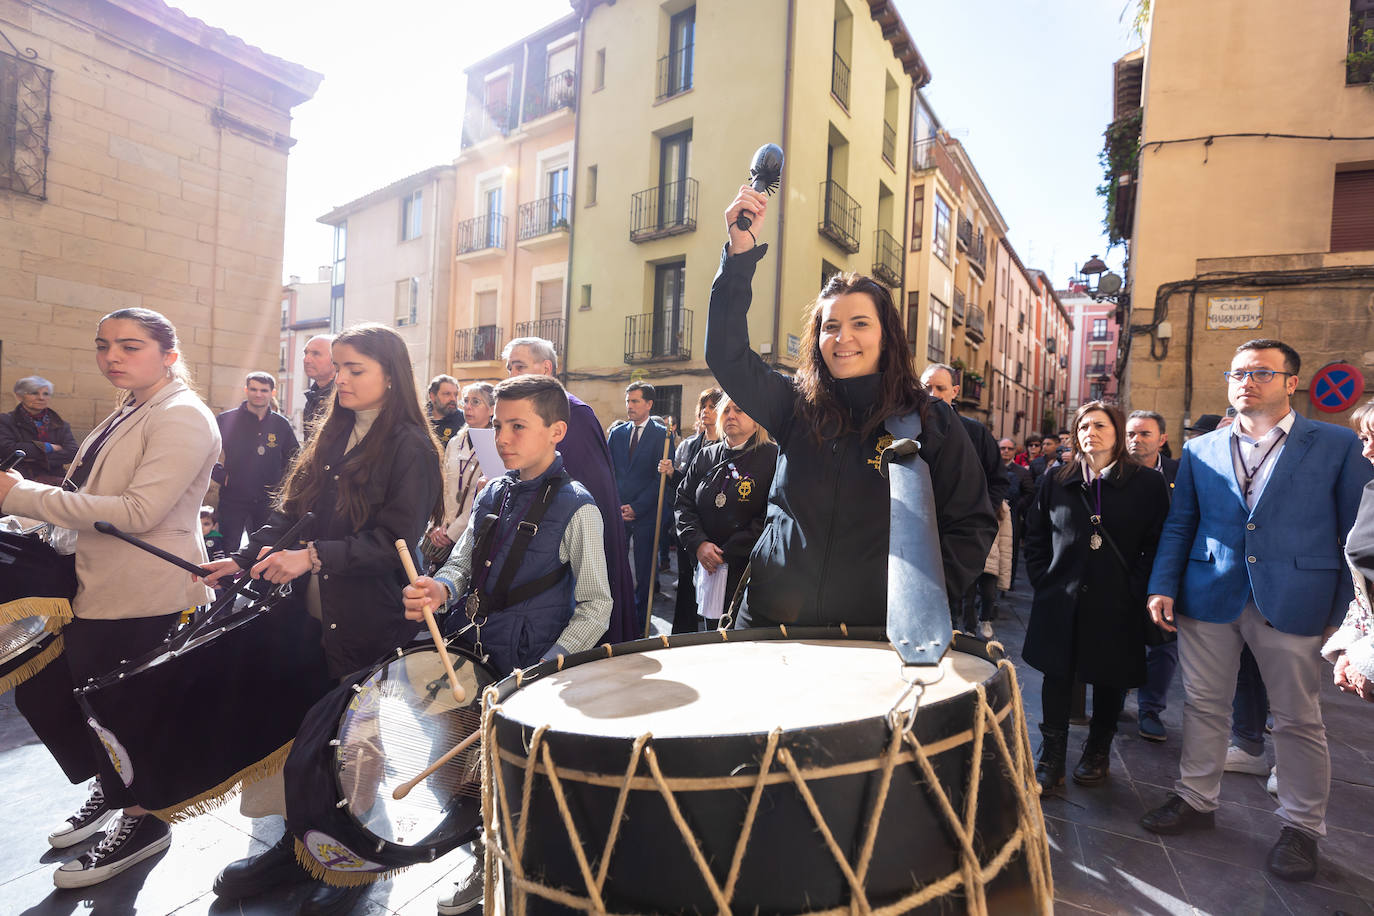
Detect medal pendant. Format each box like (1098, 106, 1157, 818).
(257, 445, 266, 456)
(465, 593, 481, 617)
(715, 492, 726, 508)
(1089, 533, 1103, 551)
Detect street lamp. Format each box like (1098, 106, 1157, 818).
(1079, 254, 1123, 301)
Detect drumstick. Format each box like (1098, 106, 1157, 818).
(394, 539, 466, 704)
(391, 728, 481, 800)
(94, 521, 216, 577)
(1, 450, 25, 471)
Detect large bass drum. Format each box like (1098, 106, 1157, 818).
(483, 628, 1053, 915)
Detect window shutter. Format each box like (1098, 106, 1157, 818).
(1331, 169, 1374, 252)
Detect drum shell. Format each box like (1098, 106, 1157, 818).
(76, 590, 334, 817)
(490, 633, 1035, 914)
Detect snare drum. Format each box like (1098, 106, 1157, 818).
(0, 616, 62, 694)
(483, 629, 1053, 915)
(286, 643, 498, 886)
(0, 527, 76, 694)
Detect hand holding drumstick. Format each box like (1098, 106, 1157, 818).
(394, 540, 466, 704)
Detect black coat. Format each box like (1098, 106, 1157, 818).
(235, 419, 441, 678)
(1004, 461, 1034, 517)
(0, 406, 78, 483)
(961, 414, 1010, 508)
(302, 380, 334, 440)
(1022, 460, 1169, 687)
(706, 243, 997, 626)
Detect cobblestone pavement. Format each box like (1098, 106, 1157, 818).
(2, 559, 1371, 915)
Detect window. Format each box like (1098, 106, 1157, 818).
(593, 49, 606, 91)
(932, 195, 951, 263)
(585, 165, 597, 206)
(821, 259, 840, 289)
(278, 343, 287, 373)
(1089, 349, 1107, 374)
(331, 223, 347, 285)
(1349, 0, 1374, 84)
(906, 291, 920, 348)
(1331, 168, 1374, 251)
(1092, 317, 1108, 340)
(659, 129, 692, 227)
(658, 7, 695, 100)
(580, 283, 592, 311)
(280, 297, 289, 330)
(928, 295, 947, 363)
(652, 261, 687, 358)
(654, 384, 684, 432)
(546, 162, 569, 225)
(910, 188, 924, 250)
(401, 189, 423, 241)
(395, 277, 419, 327)
(0, 49, 51, 199)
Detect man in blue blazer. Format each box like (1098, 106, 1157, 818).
(608, 382, 672, 628)
(1139, 340, 1373, 882)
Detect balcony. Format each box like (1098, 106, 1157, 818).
(966, 303, 985, 343)
(951, 287, 965, 325)
(523, 69, 576, 122)
(1088, 363, 1109, 376)
(968, 232, 987, 278)
(959, 377, 984, 406)
(872, 228, 903, 288)
(818, 180, 860, 253)
(1046, 337, 1056, 353)
(1015, 361, 1024, 384)
(517, 193, 571, 246)
(463, 101, 515, 147)
(454, 325, 503, 363)
(956, 215, 973, 251)
(1090, 329, 1115, 342)
(625, 309, 693, 363)
(656, 43, 693, 101)
(831, 51, 850, 108)
(1060, 355, 1069, 369)
(882, 120, 896, 166)
(629, 178, 698, 242)
(455, 213, 506, 257)
(514, 318, 565, 352)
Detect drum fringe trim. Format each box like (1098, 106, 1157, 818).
(0, 633, 63, 695)
(292, 837, 407, 887)
(150, 740, 296, 824)
(480, 657, 1055, 916)
(0, 596, 72, 625)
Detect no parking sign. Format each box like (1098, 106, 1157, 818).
(1309, 362, 1365, 413)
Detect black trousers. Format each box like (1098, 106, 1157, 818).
(17, 612, 181, 807)
(218, 496, 271, 555)
(1041, 674, 1127, 747)
(671, 546, 698, 634)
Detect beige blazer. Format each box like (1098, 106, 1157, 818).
(3, 380, 221, 620)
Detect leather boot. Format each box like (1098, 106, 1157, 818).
(213, 832, 305, 900)
(1072, 734, 1113, 786)
(300, 879, 368, 916)
(1034, 725, 1068, 793)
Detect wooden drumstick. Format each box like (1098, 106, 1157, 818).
(391, 727, 481, 800)
(394, 539, 466, 704)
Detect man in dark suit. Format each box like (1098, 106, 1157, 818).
(999, 438, 1033, 589)
(1139, 340, 1373, 881)
(1029, 433, 1059, 483)
(1126, 410, 1179, 742)
(608, 382, 672, 627)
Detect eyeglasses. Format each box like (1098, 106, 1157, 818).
(1221, 369, 1294, 384)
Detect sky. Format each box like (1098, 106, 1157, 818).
(166, 0, 1140, 287)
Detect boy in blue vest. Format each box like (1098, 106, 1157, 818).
(402, 374, 611, 675)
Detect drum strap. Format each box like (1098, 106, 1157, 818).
(468, 474, 570, 615)
(881, 410, 952, 666)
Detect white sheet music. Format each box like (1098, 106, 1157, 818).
(695, 562, 729, 620)
(466, 427, 505, 478)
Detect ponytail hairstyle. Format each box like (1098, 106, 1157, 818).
(794, 272, 926, 442)
(98, 307, 196, 397)
(277, 323, 444, 529)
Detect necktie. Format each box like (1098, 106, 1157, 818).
(629, 424, 641, 460)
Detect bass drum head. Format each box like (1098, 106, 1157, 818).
(334, 644, 495, 852)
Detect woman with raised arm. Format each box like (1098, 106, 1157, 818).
(704, 187, 995, 628)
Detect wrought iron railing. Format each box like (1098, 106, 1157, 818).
(630, 178, 698, 242)
(514, 318, 565, 350)
(464, 101, 515, 146)
(913, 137, 938, 171)
(625, 309, 693, 362)
(831, 52, 850, 107)
(956, 215, 973, 251)
(882, 120, 896, 165)
(818, 180, 860, 253)
(454, 325, 504, 362)
(0, 41, 52, 199)
(873, 229, 903, 287)
(524, 69, 576, 121)
(456, 213, 507, 254)
(960, 378, 984, 404)
(966, 303, 986, 341)
(1090, 329, 1115, 342)
(656, 42, 693, 101)
(952, 288, 965, 324)
(517, 194, 572, 241)
(968, 232, 987, 275)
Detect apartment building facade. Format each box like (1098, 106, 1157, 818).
(317, 165, 457, 397)
(904, 94, 961, 384)
(449, 14, 579, 386)
(1060, 284, 1120, 412)
(1029, 270, 1073, 435)
(562, 0, 926, 426)
(279, 268, 331, 430)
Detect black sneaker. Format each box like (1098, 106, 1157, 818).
(53, 813, 171, 888)
(48, 779, 115, 849)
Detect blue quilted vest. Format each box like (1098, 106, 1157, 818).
(452, 454, 591, 674)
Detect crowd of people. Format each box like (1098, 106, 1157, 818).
(0, 185, 1370, 915)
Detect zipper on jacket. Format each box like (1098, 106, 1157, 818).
(815, 438, 845, 620)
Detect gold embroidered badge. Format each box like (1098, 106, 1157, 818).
(736, 479, 753, 500)
(867, 434, 895, 470)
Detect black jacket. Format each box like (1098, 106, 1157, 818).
(235, 419, 441, 678)
(0, 406, 78, 483)
(1004, 460, 1034, 517)
(302, 380, 334, 440)
(215, 403, 299, 504)
(961, 414, 1009, 508)
(1022, 460, 1169, 687)
(676, 440, 779, 561)
(705, 243, 997, 626)
(431, 408, 465, 449)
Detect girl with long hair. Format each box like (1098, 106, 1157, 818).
(1022, 401, 1169, 792)
(0, 308, 219, 888)
(704, 187, 995, 627)
(202, 323, 443, 913)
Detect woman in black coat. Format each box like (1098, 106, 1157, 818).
(1023, 400, 1169, 791)
(0, 376, 79, 486)
(675, 397, 778, 628)
(667, 387, 722, 633)
(705, 187, 995, 627)
(201, 323, 443, 913)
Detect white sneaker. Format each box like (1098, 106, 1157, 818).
(48, 779, 115, 849)
(53, 813, 171, 888)
(1223, 744, 1269, 775)
(980, 621, 995, 640)
(437, 843, 484, 916)
(1266, 766, 1278, 796)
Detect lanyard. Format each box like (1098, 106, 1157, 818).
(64, 400, 146, 491)
(1232, 429, 1286, 501)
